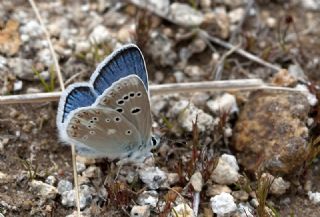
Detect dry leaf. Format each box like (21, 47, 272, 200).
(0, 19, 21, 56)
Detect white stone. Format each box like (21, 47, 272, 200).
(20, 20, 43, 37)
(237, 203, 254, 217)
(190, 172, 203, 192)
(57, 180, 73, 194)
(295, 84, 318, 106)
(308, 191, 320, 204)
(172, 203, 195, 217)
(130, 0, 170, 17)
(211, 154, 240, 185)
(137, 191, 158, 207)
(228, 8, 245, 24)
(301, 0, 320, 10)
(89, 25, 111, 44)
(75, 41, 91, 53)
(45, 175, 56, 186)
(169, 3, 204, 26)
(207, 93, 238, 115)
(139, 167, 167, 189)
(169, 100, 213, 132)
(13, 80, 23, 91)
(130, 205, 150, 217)
(210, 192, 237, 216)
(266, 17, 277, 28)
(29, 180, 58, 199)
(270, 177, 290, 195)
(61, 185, 93, 209)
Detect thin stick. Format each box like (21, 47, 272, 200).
(28, 1, 80, 216)
(199, 30, 281, 72)
(28, 0, 64, 91)
(0, 79, 306, 105)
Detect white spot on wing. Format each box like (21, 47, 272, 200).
(107, 129, 116, 135)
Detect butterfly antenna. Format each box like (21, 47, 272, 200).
(28, 1, 80, 216)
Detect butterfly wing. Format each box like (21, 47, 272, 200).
(90, 44, 149, 95)
(64, 107, 142, 159)
(95, 75, 152, 146)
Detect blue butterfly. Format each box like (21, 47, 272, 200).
(57, 44, 159, 163)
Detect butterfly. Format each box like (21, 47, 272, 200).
(57, 44, 159, 163)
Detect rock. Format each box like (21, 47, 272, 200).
(147, 31, 176, 66)
(232, 190, 249, 202)
(13, 80, 23, 91)
(139, 167, 167, 189)
(20, 20, 43, 38)
(190, 172, 203, 192)
(211, 154, 240, 185)
(270, 176, 290, 195)
(61, 185, 93, 209)
(82, 166, 102, 179)
(38, 48, 54, 66)
(75, 41, 91, 54)
(214, 0, 248, 8)
(169, 3, 204, 26)
(207, 93, 238, 115)
(45, 176, 56, 186)
(232, 90, 310, 174)
(210, 192, 237, 216)
(89, 25, 111, 44)
(308, 191, 320, 204)
(202, 8, 230, 39)
(228, 8, 245, 24)
(9, 58, 34, 81)
(137, 191, 158, 207)
(130, 205, 150, 217)
(117, 25, 135, 43)
(184, 65, 206, 81)
(169, 100, 213, 132)
(295, 84, 318, 106)
(29, 180, 58, 199)
(130, 0, 170, 17)
(172, 203, 195, 217)
(57, 180, 73, 194)
(206, 184, 232, 197)
(288, 64, 308, 82)
(236, 203, 255, 217)
(76, 162, 86, 173)
(271, 69, 297, 87)
(0, 171, 11, 184)
(301, 0, 320, 10)
(167, 173, 179, 186)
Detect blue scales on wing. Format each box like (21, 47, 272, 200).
(91, 44, 149, 95)
(59, 85, 96, 123)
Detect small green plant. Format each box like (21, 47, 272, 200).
(76, 41, 111, 66)
(19, 159, 39, 180)
(256, 174, 274, 217)
(32, 65, 56, 92)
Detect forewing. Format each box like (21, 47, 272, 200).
(65, 107, 142, 159)
(95, 75, 152, 143)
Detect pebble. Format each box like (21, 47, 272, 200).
(169, 3, 204, 26)
(57, 180, 73, 194)
(210, 192, 237, 216)
(76, 162, 86, 173)
(0, 172, 11, 184)
(308, 191, 320, 204)
(130, 0, 170, 17)
(75, 41, 91, 53)
(232, 190, 249, 202)
(207, 93, 238, 115)
(190, 172, 203, 192)
(89, 25, 111, 44)
(9, 58, 34, 81)
(38, 48, 54, 66)
(211, 154, 240, 185)
(172, 203, 195, 217)
(295, 84, 318, 106)
(269, 176, 290, 195)
(45, 175, 56, 186)
(130, 205, 150, 217)
(137, 191, 159, 207)
(138, 167, 167, 189)
(228, 8, 245, 24)
(20, 20, 43, 38)
(236, 203, 254, 217)
(61, 185, 93, 209)
(13, 80, 23, 91)
(169, 100, 213, 132)
(301, 0, 320, 10)
(29, 180, 58, 199)
(206, 184, 232, 197)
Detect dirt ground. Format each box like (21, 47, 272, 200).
(0, 0, 320, 217)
